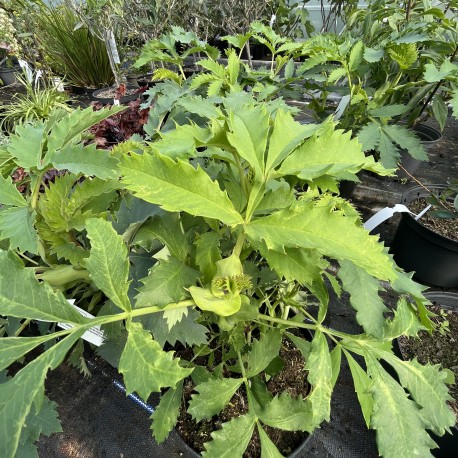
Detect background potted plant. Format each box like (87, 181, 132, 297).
(390, 180, 458, 288)
(0, 6, 21, 86)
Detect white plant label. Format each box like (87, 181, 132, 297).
(57, 300, 106, 346)
(108, 29, 121, 64)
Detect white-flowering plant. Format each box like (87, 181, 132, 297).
(0, 8, 20, 67)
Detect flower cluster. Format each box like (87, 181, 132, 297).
(0, 8, 20, 63)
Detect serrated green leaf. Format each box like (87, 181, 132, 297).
(202, 412, 255, 458)
(368, 105, 408, 118)
(135, 258, 199, 308)
(85, 219, 131, 312)
(373, 349, 455, 436)
(0, 333, 62, 372)
(119, 321, 192, 401)
(113, 195, 163, 237)
(0, 175, 26, 207)
(364, 47, 384, 62)
(384, 124, 428, 163)
(0, 251, 87, 324)
(188, 377, 243, 422)
(388, 43, 418, 70)
(176, 95, 220, 119)
(366, 357, 436, 458)
(142, 308, 208, 348)
(50, 144, 119, 180)
(432, 96, 448, 131)
(121, 152, 243, 226)
(344, 350, 373, 428)
(265, 110, 322, 172)
(259, 392, 315, 432)
(338, 261, 388, 339)
(246, 330, 282, 377)
(163, 306, 188, 330)
(227, 49, 240, 85)
(20, 395, 62, 445)
(306, 331, 332, 424)
(7, 123, 45, 170)
(278, 127, 369, 181)
(227, 105, 270, 178)
(0, 330, 84, 458)
(384, 297, 425, 338)
(257, 424, 283, 458)
(286, 332, 312, 364)
(451, 90, 458, 119)
(424, 59, 457, 83)
(357, 122, 381, 152)
(349, 41, 364, 71)
(195, 232, 222, 283)
(258, 244, 327, 286)
(327, 66, 346, 83)
(134, 213, 191, 262)
(246, 198, 397, 281)
(378, 129, 401, 169)
(0, 206, 38, 254)
(151, 382, 183, 444)
(330, 345, 341, 388)
(46, 106, 126, 152)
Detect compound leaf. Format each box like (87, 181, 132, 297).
(366, 357, 436, 458)
(121, 153, 243, 226)
(85, 218, 131, 312)
(188, 377, 243, 422)
(0, 251, 87, 324)
(0, 330, 84, 458)
(119, 321, 192, 400)
(0, 206, 38, 254)
(135, 258, 199, 308)
(257, 424, 283, 458)
(306, 331, 332, 424)
(338, 260, 388, 338)
(151, 382, 183, 444)
(202, 413, 256, 458)
(259, 392, 315, 432)
(246, 330, 282, 377)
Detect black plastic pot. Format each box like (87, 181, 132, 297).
(394, 292, 458, 458)
(91, 84, 141, 105)
(176, 427, 311, 458)
(0, 66, 21, 86)
(390, 185, 458, 287)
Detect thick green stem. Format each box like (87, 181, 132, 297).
(232, 232, 246, 258)
(31, 171, 46, 211)
(257, 313, 353, 340)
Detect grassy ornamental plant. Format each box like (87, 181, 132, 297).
(0, 95, 456, 457)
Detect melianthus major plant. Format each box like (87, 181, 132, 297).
(0, 93, 456, 457)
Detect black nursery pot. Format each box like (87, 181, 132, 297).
(390, 185, 458, 288)
(91, 84, 141, 105)
(176, 428, 311, 458)
(393, 292, 458, 458)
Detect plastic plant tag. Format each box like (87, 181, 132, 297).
(57, 300, 105, 346)
(363, 204, 412, 232)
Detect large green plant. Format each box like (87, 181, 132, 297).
(0, 95, 455, 457)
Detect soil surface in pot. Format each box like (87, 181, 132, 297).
(398, 304, 458, 423)
(176, 335, 310, 457)
(409, 198, 458, 242)
(94, 87, 140, 99)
